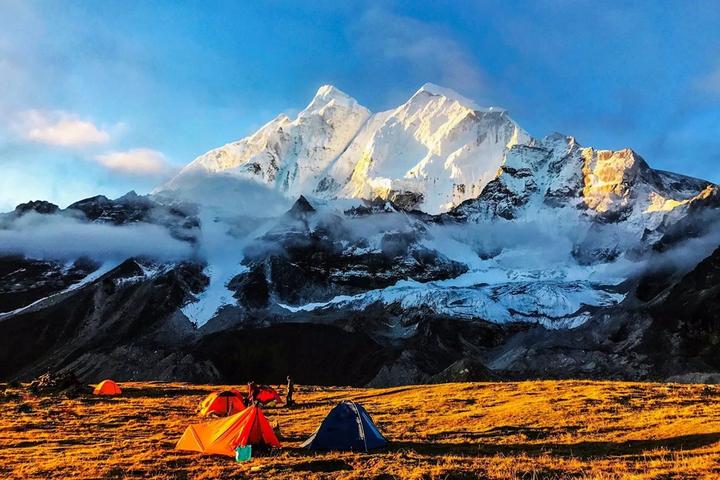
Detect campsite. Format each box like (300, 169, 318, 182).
(2, 380, 720, 479)
(3, 2, 720, 479)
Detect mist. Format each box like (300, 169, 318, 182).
(159, 172, 293, 219)
(0, 212, 193, 261)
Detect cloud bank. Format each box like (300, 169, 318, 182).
(13, 110, 112, 148)
(0, 212, 193, 261)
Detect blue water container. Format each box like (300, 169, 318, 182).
(235, 445, 252, 462)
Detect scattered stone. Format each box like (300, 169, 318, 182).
(1, 389, 22, 403)
(27, 371, 84, 397)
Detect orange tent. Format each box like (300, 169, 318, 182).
(198, 390, 246, 417)
(176, 406, 281, 457)
(93, 379, 121, 395)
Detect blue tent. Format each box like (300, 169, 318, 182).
(301, 400, 388, 451)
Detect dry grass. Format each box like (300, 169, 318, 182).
(2, 380, 720, 479)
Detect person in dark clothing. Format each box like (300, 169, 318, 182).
(247, 381, 260, 405)
(285, 376, 295, 407)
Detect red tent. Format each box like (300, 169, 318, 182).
(255, 386, 281, 405)
(176, 406, 281, 457)
(198, 390, 246, 417)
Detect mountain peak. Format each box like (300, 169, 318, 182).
(411, 83, 505, 113)
(303, 84, 361, 114)
(416, 82, 467, 99)
(315, 84, 348, 99)
(285, 195, 316, 220)
(14, 200, 60, 216)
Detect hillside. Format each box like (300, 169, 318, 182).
(2, 381, 720, 479)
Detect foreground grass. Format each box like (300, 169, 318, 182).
(1, 380, 720, 479)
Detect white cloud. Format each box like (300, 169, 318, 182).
(94, 148, 175, 176)
(14, 109, 111, 147)
(353, 9, 486, 98)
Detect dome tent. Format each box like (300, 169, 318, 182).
(255, 385, 281, 405)
(198, 390, 246, 417)
(301, 400, 388, 451)
(93, 379, 121, 395)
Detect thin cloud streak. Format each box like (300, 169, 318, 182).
(95, 148, 176, 177)
(695, 65, 720, 97)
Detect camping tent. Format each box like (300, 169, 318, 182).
(255, 385, 281, 405)
(176, 405, 281, 457)
(199, 390, 246, 416)
(93, 379, 121, 395)
(301, 400, 388, 451)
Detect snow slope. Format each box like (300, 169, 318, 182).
(318, 83, 530, 213)
(168, 85, 370, 198)
(279, 276, 623, 330)
(165, 84, 530, 214)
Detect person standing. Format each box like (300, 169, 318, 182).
(285, 375, 295, 407)
(247, 381, 260, 405)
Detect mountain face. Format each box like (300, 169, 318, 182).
(2, 84, 720, 386)
(167, 83, 529, 214)
(169, 85, 371, 200)
(451, 134, 716, 260)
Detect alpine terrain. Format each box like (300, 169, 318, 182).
(2, 84, 720, 386)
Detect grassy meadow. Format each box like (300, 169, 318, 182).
(2, 380, 720, 479)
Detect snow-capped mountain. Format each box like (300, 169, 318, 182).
(317, 84, 530, 213)
(169, 85, 371, 198)
(166, 83, 530, 214)
(3, 84, 720, 387)
(166, 83, 713, 223)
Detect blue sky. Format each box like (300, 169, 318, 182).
(1, 0, 720, 211)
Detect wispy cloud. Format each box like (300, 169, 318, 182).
(353, 8, 486, 98)
(94, 148, 176, 177)
(13, 110, 112, 148)
(695, 65, 720, 97)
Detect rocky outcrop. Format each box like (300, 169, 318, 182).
(67, 191, 200, 242)
(14, 200, 60, 216)
(229, 198, 467, 306)
(429, 358, 497, 383)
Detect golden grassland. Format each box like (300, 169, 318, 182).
(2, 380, 720, 479)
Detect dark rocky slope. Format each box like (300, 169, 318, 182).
(2, 190, 720, 386)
